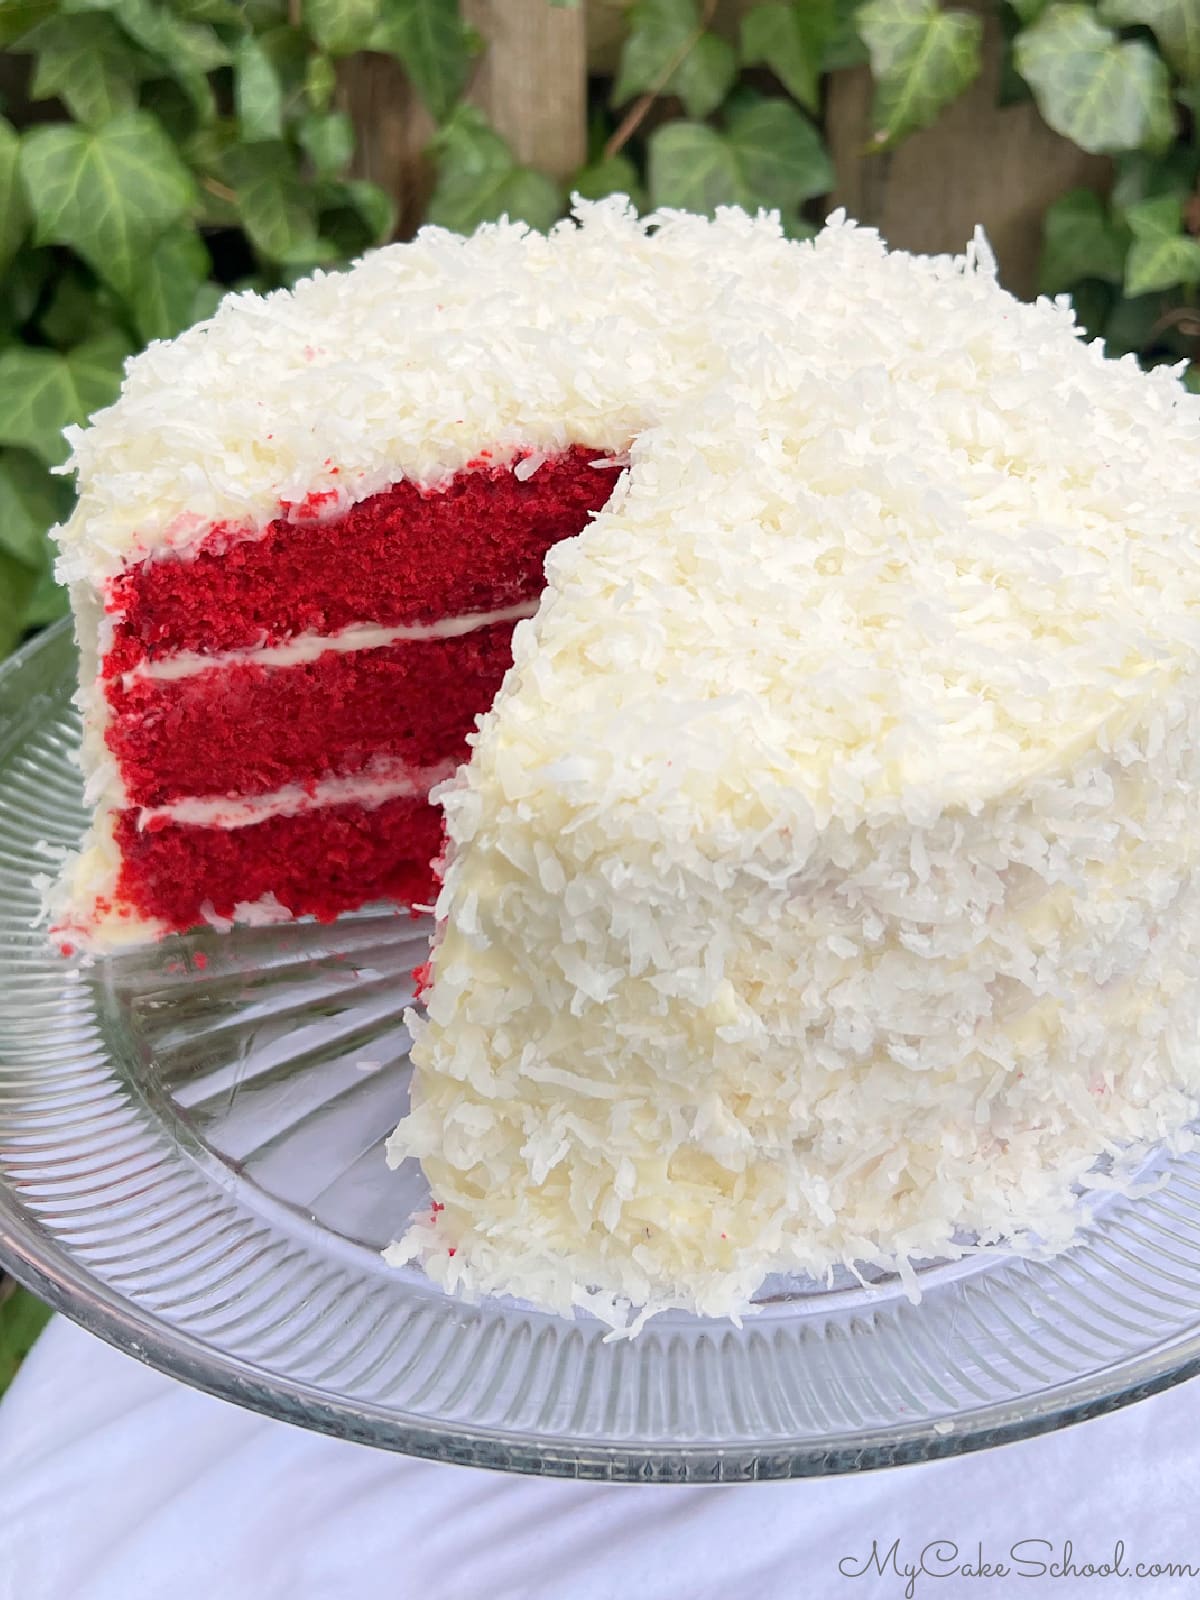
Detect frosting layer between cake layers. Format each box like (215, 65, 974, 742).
(384, 214, 1200, 1329)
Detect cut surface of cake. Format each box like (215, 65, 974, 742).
(59, 448, 618, 947)
(384, 211, 1200, 1330)
(50, 199, 796, 949)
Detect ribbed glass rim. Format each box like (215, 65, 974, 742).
(3, 618, 1200, 1483)
(4, 1218, 1199, 1480)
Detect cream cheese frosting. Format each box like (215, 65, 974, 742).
(56, 200, 829, 587)
(47, 199, 1200, 1326)
(384, 205, 1200, 1330)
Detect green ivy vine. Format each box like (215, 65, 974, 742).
(1, 0, 1199, 655)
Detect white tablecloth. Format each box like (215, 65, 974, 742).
(2, 1316, 1199, 1600)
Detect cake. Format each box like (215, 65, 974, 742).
(49, 198, 751, 950)
(51, 200, 1200, 1332)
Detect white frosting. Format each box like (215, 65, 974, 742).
(47, 201, 1200, 1322)
(141, 756, 456, 830)
(387, 216, 1200, 1330)
(121, 602, 538, 686)
(54, 199, 848, 586)
(198, 891, 305, 932)
(55, 197, 841, 949)
(51, 756, 456, 952)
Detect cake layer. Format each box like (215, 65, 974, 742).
(107, 616, 519, 808)
(102, 450, 620, 674)
(113, 792, 443, 931)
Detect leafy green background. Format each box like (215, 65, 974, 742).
(0, 1280, 51, 1398)
(2, 0, 1200, 1372)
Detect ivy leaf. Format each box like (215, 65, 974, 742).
(0, 252, 52, 341)
(739, 4, 822, 111)
(0, 119, 30, 275)
(242, 0, 289, 23)
(0, 333, 131, 466)
(1009, 0, 1050, 19)
(110, 0, 229, 119)
(1066, 278, 1115, 338)
(647, 124, 735, 212)
(317, 179, 396, 256)
(1103, 289, 1159, 354)
(19, 13, 149, 127)
(298, 110, 355, 179)
(1099, 0, 1200, 83)
(0, 449, 72, 570)
(857, 0, 983, 148)
(339, 179, 397, 241)
(572, 152, 645, 209)
(370, 0, 477, 121)
(0, 552, 36, 658)
(648, 101, 832, 216)
(1014, 5, 1174, 154)
(0, 0, 55, 46)
(427, 106, 563, 234)
(256, 24, 311, 109)
(234, 35, 284, 143)
(0, 1288, 52, 1398)
(173, 0, 244, 20)
(613, 0, 737, 119)
(1124, 194, 1200, 294)
(726, 98, 834, 206)
(20, 112, 197, 300)
(306, 0, 379, 54)
(190, 281, 225, 323)
(225, 141, 337, 266)
(38, 264, 118, 347)
(822, 0, 869, 67)
(22, 562, 70, 628)
(1112, 144, 1200, 207)
(130, 227, 212, 343)
(186, 117, 241, 224)
(1038, 188, 1129, 293)
(305, 52, 338, 111)
(109, 0, 230, 74)
(140, 79, 201, 145)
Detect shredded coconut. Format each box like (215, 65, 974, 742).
(387, 205, 1200, 1330)
(49, 199, 1200, 1325)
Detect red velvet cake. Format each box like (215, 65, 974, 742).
(49, 196, 794, 951)
(54, 448, 618, 949)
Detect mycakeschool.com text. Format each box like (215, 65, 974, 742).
(836, 1539, 1200, 1597)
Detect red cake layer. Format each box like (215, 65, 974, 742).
(114, 794, 443, 930)
(108, 619, 516, 808)
(104, 449, 620, 674)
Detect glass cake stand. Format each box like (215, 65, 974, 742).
(4, 619, 1200, 1481)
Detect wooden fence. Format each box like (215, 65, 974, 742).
(340, 0, 1110, 299)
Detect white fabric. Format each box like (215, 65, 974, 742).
(3, 1315, 1200, 1600)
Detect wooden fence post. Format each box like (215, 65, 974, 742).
(338, 56, 436, 242)
(341, 2, 589, 240)
(461, 0, 588, 181)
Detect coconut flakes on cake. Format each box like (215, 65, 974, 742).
(386, 210, 1200, 1333)
(52, 200, 800, 587)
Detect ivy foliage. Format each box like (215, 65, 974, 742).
(2, 0, 1200, 654)
(0, 1280, 52, 1398)
(0, 0, 410, 652)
